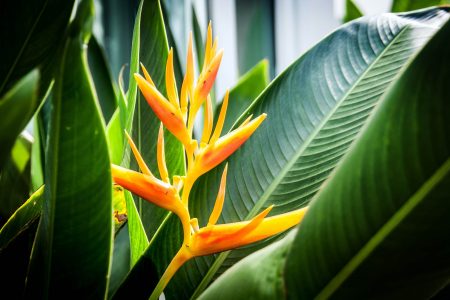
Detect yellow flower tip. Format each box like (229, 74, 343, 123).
(140, 63, 155, 86)
(124, 130, 153, 177)
(157, 123, 170, 183)
(207, 164, 228, 226)
(166, 48, 179, 107)
(200, 95, 213, 145)
(135, 73, 191, 147)
(111, 164, 179, 212)
(195, 113, 266, 176)
(209, 89, 229, 144)
(195, 49, 224, 106)
(203, 21, 213, 67)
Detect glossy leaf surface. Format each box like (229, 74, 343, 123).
(25, 1, 112, 297)
(200, 17, 450, 300)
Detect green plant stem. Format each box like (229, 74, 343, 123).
(150, 247, 192, 300)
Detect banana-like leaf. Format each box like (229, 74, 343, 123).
(201, 17, 450, 300)
(25, 0, 113, 297)
(0, 0, 75, 97)
(344, 0, 363, 22)
(183, 8, 449, 299)
(217, 59, 270, 133)
(0, 70, 39, 170)
(392, 0, 450, 12)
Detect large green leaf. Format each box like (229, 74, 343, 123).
(25, 0, 113, 297)
(285, 17, 450, 300)
(216, 59, 269, 133)
(392, 0, 450, 12)
(201, 16, 450, 300)
(178, 8, 449, 299)
(0, 0, 75, 96)
(0, 70, 39, 169)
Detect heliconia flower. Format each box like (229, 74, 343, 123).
(117, 23, 305, 300)
(149, 164, 308, 300)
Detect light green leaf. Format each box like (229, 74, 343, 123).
(201, 16, 450, 300)
(392, 0, 450, 12)
(31, 117, 44, 191)
(344, 0, 363, 22)
(0, 135, 33, 223)
(217, 59, 269, 133)
(0, 70, 39, 169)
(124, 190, 148, 267)
(25, 0, 113, 297)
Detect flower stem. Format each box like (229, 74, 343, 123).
(150, 247, 192, 300)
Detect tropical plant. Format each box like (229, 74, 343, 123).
(0, 0, 449, 299)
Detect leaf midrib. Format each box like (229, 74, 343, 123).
(193, 24, 413, 299)
(316, 158, 450, 299)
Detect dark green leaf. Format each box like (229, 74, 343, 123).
(25, 0, 112, 297)
(344, 0, 363, 22)
(286, 17, 450, 299)
(0, 70, 39, 169)
(108, 223, 131, 298)
(0, 0, 75, 97)
(88, 36, 118, 124)
(216, 59, 269, 133)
